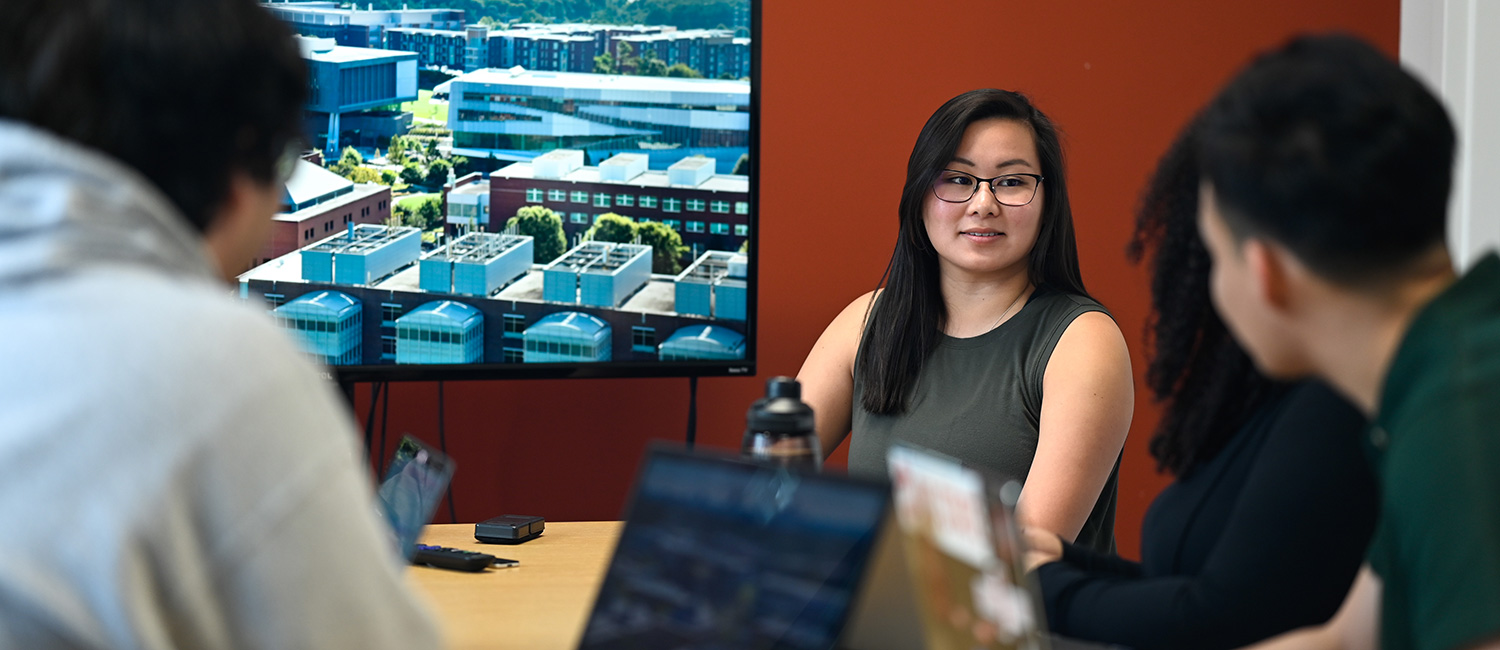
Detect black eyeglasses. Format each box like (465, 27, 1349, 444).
(931, 169, 1044, 206)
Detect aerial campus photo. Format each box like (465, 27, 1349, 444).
(241, 0, 753, 368)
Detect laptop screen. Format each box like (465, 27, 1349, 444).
(578, 447, 890, 650)
(886, 443, 1047, 650)
(376, 435, 455, 560)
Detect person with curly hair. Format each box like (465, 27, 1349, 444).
(1024, 120, 1378, 649)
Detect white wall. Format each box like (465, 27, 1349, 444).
(1402, 0, 1500, 270)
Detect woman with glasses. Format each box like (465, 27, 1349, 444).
(1022, 121, 1378, 649)
(796, 89, 1133, 553)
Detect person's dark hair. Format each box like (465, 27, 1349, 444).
(0, 0, 308, 233)
(858, 89, 1089, 415)
(1128, 119, 1281, 475)
(1197, 33, 1455, 286)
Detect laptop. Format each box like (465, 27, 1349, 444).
(375, 435, 455, 560)
(883, 442, 1047, 650)
(576, 446, 892, 650)
(866, 443, 1118, 650)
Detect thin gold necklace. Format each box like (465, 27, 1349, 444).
(986, 284, 1030, 333)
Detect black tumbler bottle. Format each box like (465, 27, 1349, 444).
(741, 376, 821, 471)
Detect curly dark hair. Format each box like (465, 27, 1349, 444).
(1127, 119, 1281, 476)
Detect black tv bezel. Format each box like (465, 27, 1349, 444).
(333, 3, 760, 384)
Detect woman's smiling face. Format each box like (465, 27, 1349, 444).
(922, 117, 1044, 282)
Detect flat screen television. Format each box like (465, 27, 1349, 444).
(241, 1, 758, 382)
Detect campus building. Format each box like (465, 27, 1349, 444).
(273, 290, 364, 365)
(239, 227, 748, 366)
(419, 232, 533, 297)
(385, 27, 468, 71)
(385, 23, 673, 74)
(491, 24, 749, 78)
(658, 324, 746, 361)
(487, 29, 598, 73)
(542, 242, 653, 308)
(612, 29, 751, 80)
(488, 150, 750, 260)
(386, 24, 497, 72)
(443, 67, 749, 164)
(301, 223, 423, 286)
(254, 160, 392, 270)
(264, 2, 464, 48)
(394, 301, 485, 364)
(522, 311, 612, 363)
(674, 251, 748, 321)
(444, 174, 492, 229)
(499, 23, 670, 63)
(298, 36, 419, 155)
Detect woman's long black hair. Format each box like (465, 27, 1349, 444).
(1128, 119, 1281, 476)
(857, 89, 1089, 415)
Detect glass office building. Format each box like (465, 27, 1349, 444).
(394, 300, 485, 364)
(658, 324, 745, 361)
(522, 311, 612, 363)
(275, 290, 364, 365)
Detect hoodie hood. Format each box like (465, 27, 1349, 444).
(0, 120, 217, 288)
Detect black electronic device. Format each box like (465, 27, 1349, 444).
(411, 544, 518, 572)
(475, 514, 545, 545)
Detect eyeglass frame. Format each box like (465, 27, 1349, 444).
(930, 169, 1046, 207)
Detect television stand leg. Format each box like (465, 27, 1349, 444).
(686, 375, 698, 449)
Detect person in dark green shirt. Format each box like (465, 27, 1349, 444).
(1190, 34, 1500, 650)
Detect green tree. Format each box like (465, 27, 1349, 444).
(636, 220, 687, 274)
(616, 41, 637, 75)
(387, 135, 408, 162)
(400, 163, 424, 186)
(424, 138, 440, 160)
(665, 63, 702, 79)
(416, 196, 444, 230)
(451, 155, 474, 178)
(332, 146, 363, 176)
(347, 166, 382, 184)
(639, 50, 667, 77)
(731, 153, 750, 175)
(392, 202, 414, 228)
(586, 213, 635, 243)
(380, 169, 397, 185)
(506, 205, 567, 264)
(425, 158, 453, 187)
(592, 51, 615, 75)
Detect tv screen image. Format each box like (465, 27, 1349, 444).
(240, 1, 758, 382)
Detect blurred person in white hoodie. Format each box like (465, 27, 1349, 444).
(0, 1, 443, 648)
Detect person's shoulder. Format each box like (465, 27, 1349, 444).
(1277, 381, 1362, 422)
(1033, 286, 1110, 318)
(829, 289, 881, 332)
(1258, 381, 1369, 459)
(124, 273, 323, 387)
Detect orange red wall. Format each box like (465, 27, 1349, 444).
(356, 0, 1398, 560)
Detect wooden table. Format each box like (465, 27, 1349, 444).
(410, 521, 622, 650)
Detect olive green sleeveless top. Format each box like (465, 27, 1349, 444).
(850, 286, 1120, 554)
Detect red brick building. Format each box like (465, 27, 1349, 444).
(252, 161, 392, 269)
(488, 150, 750, 260)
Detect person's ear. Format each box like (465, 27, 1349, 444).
(203, 171, 278, 280)
(1245, 238, 1293, 314)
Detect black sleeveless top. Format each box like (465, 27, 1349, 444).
(850, 286, 1120, 554)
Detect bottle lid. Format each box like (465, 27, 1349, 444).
(766, 377, 801, 400)
(747, 376, 815, 434)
